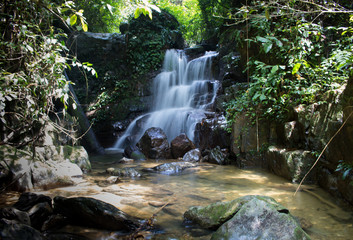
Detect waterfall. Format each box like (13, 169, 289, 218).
(112, 49, 219, 151)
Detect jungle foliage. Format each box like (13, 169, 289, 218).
(215, 0, 353, 124)
(0, 0, 89, 147)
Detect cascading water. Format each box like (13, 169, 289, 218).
(112, 49, 219, 151)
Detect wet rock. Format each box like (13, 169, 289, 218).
(204, 146, 229, 165)
(171, 133, 195, 159)
(0, 207, 30, 225)
(28, 202, 53, 230)
(13, 192, 52, 212)
(194, 115, 230, 151)
(104, 176, 121, 184)
(118, 157, 134, 164)
(184, 195, 263, 229)
(137, 127, 171, 159)
(184, 195, 310, 240)
(210, 196, 310, 240)
(144, 162, 196, 175)
(53, 196, 140, 231)
(41, 214, 68, 231)
(183, 149, 202, 162)
(44, 232, 90, 240)
(0, 220, 43, 240)
(124, 145, 146, 160)
(106, 167, 141, 178)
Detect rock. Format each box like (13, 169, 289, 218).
(137, 127, 171, 159)
(265, 146, 316, 183)
(53, 196, 140, 231)
(34, 145, 91, 172)
(204, 146, 229, 165)
(0, 207, 30, 225)
(170, 133, 195, 159)
(106, 167, 141, 178)
(104, 176, 121, 184)
(0, 144, 34, 191)
(210, 196, 310, 240)
(284, 121, 305, 148)
(41, 214, 68, 231)
(44, 232, 90, 240)
(13, 192, 52, 212)
(194, 115, 230, 151)
(144, 162, 196, 175)
(0, 220, 44, 239)
(28, 202, 53, 230)
(31, 159, 83, 189)
(183, 149, 202, 162)
(124, 145, 146, 160)
(118, 157, 134, 164)
(184, 195, 270, 229)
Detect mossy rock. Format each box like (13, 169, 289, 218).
(184, 195, 287, 230)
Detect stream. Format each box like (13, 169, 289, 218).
(15, 153, 351, 239)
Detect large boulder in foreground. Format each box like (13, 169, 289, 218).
(171, 133, 195, 159)
(53, 196, 140, 231)
(184, 195, 310, 240)
(137, 127, 171, 159)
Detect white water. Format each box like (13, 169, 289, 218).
(112, 49, 219, 150)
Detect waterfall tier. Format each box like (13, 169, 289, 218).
(112, 49, 219, 151)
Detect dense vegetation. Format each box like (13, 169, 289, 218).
(0, 0, 84, 147)
(210, 0, 353, 124)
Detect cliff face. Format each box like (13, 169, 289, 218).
(228, 79, 353, 205)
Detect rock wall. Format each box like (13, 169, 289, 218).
(229, 79, 353, 205)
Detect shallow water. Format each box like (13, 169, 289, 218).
(9, 154, 353, 239)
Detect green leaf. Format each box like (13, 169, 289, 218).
(265, 9, 270, 20)
(70, 14, 77, 26)
(256, 36, 270, 43)
(271, 65, 279, 74)
(263, 43, 272, 53)
(292, 63, 302, 75)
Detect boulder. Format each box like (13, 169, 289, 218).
(13, 192, 52, 212)
(137, 127, 171, 159)
(31, 159, 83, 189)
(0, 145, 88, 191)
(106, 167, 141, 178)
(41, 214, 68, 231)
(0, 220, 43, 240)
(171, 133, 195, 159)
(184, 195, 310, 240)
(117, 157, 134, 164)
(0, 207, 30, 225)
(124, 145, 146, 160)
(265, 146, 316, 183)
(194, 114, 230, 151)
(28, 202, 53, 230)
(211, 197, 310, 240)
(53, 196, 140, 231)
(183, 149, 202, 162)
(204, 146, 229, 165)
(144, 162, 196, 175)
(184, 195, 277, 229)
(34, 145, 91, 172)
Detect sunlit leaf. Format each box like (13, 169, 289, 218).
(292, 63, 302, 74)
(70, 14, 77, 26)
